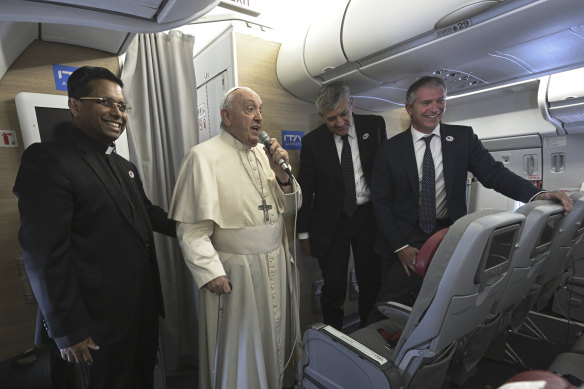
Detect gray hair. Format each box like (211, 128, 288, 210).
(220, 86, 257, 130)
(406, 76, 447, 106)
(315, 82, 352, 116)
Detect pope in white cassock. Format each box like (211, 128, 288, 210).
(169, 87, 302, 389)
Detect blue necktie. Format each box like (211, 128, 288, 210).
(341, 134, 357, 216)
(419, 135, 436, 234)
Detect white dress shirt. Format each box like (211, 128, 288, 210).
(411, 124, 447, 219)
(334, 121, 370, 206)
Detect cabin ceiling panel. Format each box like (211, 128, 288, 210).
(323, 68, 382, 95)
(496, 27, 584, 74)
(352, 94, 399, 112)
(353, 84, 409, 111)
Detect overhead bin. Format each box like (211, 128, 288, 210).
(277, 0, 584, 112)
(342, 0, 500, 61)
(0, 0, 220, 33)
(303, 0, 348, 77)
(539, 67, 584, 134)
(0, 0, 219, 58)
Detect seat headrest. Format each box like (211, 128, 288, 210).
(414, 228, 449, 277)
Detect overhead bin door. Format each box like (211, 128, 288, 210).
(342, 0, 497, 61)
(303, 0, 349, 78)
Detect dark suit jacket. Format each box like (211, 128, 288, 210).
(297, 114, 387, 258)
(371, 123, 540, 255)
(13, 127, 176, 349)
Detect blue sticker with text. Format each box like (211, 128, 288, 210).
(282, 130, 304, 150)
(52, 64, 78, 91)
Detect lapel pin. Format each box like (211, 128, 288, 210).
(128, 171, 135, 178)
(363, 133, 370, 140)
(446, 136, 454, 142)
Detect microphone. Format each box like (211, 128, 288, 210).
(259, 131, 292, 176)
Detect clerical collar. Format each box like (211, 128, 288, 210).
(75, 127, 116, 154)
(224, 130, 253, 150)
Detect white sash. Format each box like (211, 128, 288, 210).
(211, 219, 283, 254)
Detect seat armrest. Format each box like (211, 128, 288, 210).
(567, 276, 584, 288)
(376, 301, 412, 327)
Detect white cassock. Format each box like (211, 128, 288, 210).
(169, 130, 302, 389)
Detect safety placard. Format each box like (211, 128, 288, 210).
(1, 130, 18, 147)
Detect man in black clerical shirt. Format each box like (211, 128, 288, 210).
(14, 66, 176, 389)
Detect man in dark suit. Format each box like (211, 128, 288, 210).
(297, 82, 387, 329)
(13, 66, 176, 389)
(371, 75, 573, 306)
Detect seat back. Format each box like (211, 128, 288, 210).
(496, 200, 565, 318)
(551, 192, 584, 319)
(393, 210, 525, 387)
(447, 201, 564, 385)
(536, 191, 584, 310)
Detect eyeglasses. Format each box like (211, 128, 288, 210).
(79, 97, 132, 113)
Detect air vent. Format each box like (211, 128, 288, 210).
(433, 69, 486, 91)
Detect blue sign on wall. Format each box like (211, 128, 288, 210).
(282, 130, 304, 150)
(52, 64, 78, 91)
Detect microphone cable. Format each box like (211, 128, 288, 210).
(279, 173, 304, 388)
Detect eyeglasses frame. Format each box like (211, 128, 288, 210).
(79, 97, 132, 113)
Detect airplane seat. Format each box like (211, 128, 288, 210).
(552, 257, 584, 322)
(552, 192, 584, 321)
(549, 352, 584, 381)
(447, 202, 563, 385)
(536, 192, 584, 314)
(569, 333, 584, 354)
(547, 328, 584, 386)
(297, 209, 524, 389)
(501, 200, 566, 330)
(447, 201, 564, 380)
(499, 370, 579, 389)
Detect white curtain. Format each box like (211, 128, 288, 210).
(121, 30, 199, 377)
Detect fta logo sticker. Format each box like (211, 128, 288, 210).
(52, 64, 78, 91)
(282, 131, 304, 150)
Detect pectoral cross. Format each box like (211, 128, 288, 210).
(258, 198, 272, 222)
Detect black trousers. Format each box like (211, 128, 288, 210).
(84, 271, 159, 389)
(318, 202, 381, 330)
(375, 218, 453, 308)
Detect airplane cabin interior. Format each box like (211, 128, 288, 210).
(1, 0, 584, 388)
